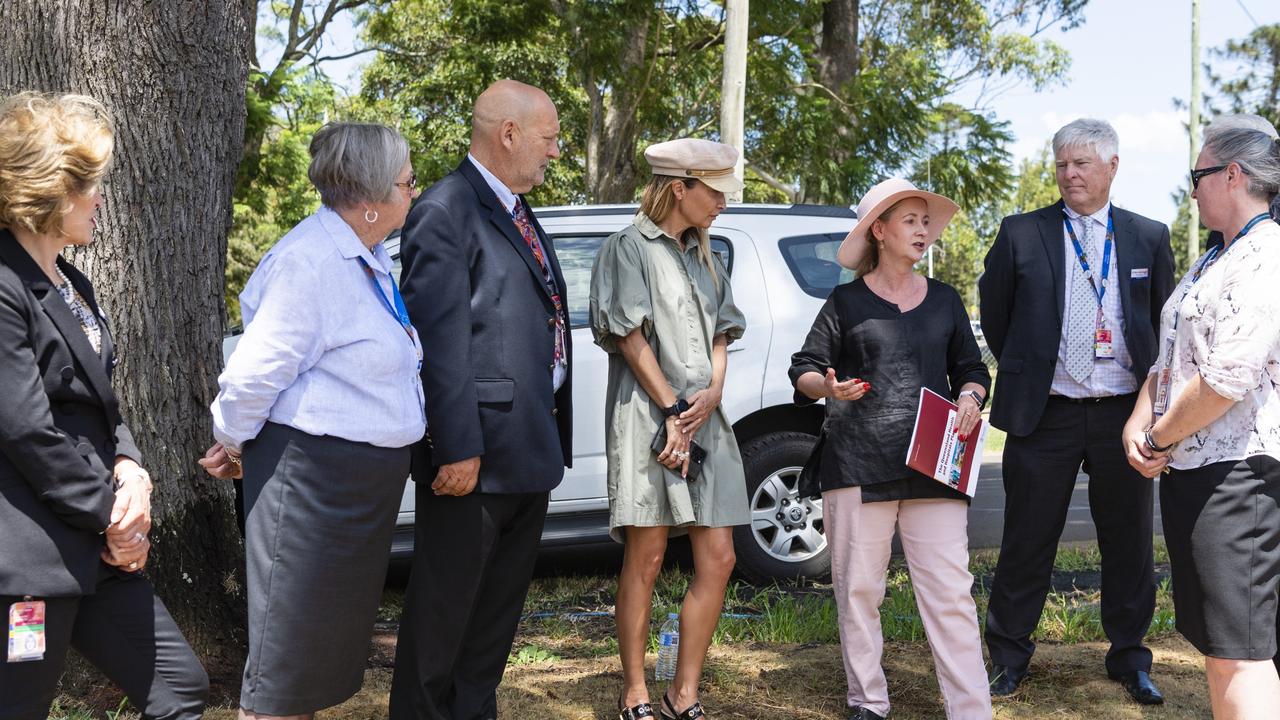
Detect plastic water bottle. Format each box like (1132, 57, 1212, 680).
(655, 612, 680, 681)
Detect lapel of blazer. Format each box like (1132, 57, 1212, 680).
(0, 235, 118, 413)
(458, 160, 556, 305)
(1110, 206, 1137, 336)
(1036, 200, 1067, 324)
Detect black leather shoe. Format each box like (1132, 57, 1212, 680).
(1110, 670, 1164, 705)
(989, 664, 1027, 696)
(848, 707, 886, 720)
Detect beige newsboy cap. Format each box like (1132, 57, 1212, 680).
(643, 138, 745, 193)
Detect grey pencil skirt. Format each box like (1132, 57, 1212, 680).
(239, 422, 410, 715)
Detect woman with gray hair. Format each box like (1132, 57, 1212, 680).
(1123, 114, 1280, 717)
(200, 122, 425, 720)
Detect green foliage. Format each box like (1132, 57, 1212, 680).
(1207, 23, 1280, 127)
(228, 68, 335, 325)
(357, 0, 1085, 209)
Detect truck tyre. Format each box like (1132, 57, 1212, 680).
(733, 431, 830, 584)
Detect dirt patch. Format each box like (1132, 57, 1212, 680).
(190, 635, 1210, 719)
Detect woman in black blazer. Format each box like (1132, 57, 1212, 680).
(0, 93, 206, 719)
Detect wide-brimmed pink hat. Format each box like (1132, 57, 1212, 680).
(836, 178, 960, 269)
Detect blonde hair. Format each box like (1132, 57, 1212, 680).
(853, 199, 910, 277)
(638, 175, 720, 288)
(0, 92, 115, 236)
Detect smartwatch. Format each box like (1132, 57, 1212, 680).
(960, 389, 987, 411)
(661, 398, 690, 418)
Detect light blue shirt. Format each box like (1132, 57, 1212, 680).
(1051, 201, 1140, 397)
(212, 206, 427, 450)
(467, 154, 568, 391)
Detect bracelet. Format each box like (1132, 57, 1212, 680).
(226, 448, 243, 469)
(1143, 426, 1174, 453)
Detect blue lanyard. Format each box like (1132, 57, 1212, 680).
(357, 257, 414, 339)
(1167, 212, 1273, 354)
(1062, 209, 1113, 306)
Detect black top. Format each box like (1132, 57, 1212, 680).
(789, 277, 991, 502)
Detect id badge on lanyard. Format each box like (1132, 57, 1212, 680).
(1153, 338, 1174, 416)
(8, 598, 45, 663)
(1094, 307, 1115, 359)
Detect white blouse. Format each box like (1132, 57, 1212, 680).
(212, 206, 427, 451)
(1153, 218, 1280, 469)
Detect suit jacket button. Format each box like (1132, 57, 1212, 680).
(60, 366, 75, 382)
(547, 317, 556, 328)
(75, 442, 94, 455)
(551, 408, 558, 416)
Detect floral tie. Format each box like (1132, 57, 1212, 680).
(511, 199, 566, 368)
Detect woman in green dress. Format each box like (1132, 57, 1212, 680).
(590, 138, 749, 720)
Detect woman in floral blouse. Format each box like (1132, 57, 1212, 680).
(1124, 114, 1280, 717)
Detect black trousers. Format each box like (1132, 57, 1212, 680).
(985, 394, 1156, 676)
(0, 569, 207, 720)
(389, 489, 549, 720)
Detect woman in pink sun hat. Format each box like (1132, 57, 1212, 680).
(789, 178, 992, 719)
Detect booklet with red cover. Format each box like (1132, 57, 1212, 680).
(904, 387, 987, 497)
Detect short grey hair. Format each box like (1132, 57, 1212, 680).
(1052, 118, 1119, 161)
(1202, 120, 1280, 202)
(307, 122, 410, 209)
(1204, 112, 1278, 143)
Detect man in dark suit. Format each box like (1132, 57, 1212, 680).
(389, 79, 572, 720)
(979, 119, 1175, 705)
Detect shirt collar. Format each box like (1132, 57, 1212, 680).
(1063, 200, 1111, 228)
(633, 211, 699, 254)
(468, 153, 519, 215)
(317, 205, 393, 274)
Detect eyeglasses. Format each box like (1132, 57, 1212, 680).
(1190, 165, 1228, 189)
(395, 173, 418, 191)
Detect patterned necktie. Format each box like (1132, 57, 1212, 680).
(511, 199, 566, 368)
(1065, 215, 1096, 384)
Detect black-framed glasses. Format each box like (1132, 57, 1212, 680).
(395, 173, 418, 191)
(1190, 165, 1228, 189)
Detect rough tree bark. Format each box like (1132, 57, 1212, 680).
(0, 0, 255, 658)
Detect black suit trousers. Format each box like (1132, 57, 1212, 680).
(985, 395, 1155, 676)
(389, 489, 549, 720)
(0, 569, 207, 720)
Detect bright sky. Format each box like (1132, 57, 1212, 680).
(977, 0, 1279, 224)
(265, 1, 1279, 224)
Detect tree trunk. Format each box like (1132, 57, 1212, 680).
(818, 0, 859, 91)
(0, 0, 254, 661)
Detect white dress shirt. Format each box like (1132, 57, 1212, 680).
(467, 154, 567, 391)
(1154, 219, 1280, 470)
(1050, 201, 1140, 397)
(212, 206, 427, 450)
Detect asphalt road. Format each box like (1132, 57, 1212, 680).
(966, 463, 1165, 550)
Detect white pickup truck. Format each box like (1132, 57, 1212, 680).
(225, 203, 860, 582)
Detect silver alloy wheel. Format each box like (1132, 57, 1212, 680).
(749, 465, 826, 563)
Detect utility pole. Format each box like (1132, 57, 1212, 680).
(720, 0, 748, 203)
(1188, 0, 1202, 266)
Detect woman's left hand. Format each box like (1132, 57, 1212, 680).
(110, 459, 152, 538)
(678, 385, 723, 438)
(955, 395, 982, 441)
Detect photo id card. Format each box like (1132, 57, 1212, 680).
(1094, 327, 1115, 359)
(8, 599, 45, 663)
